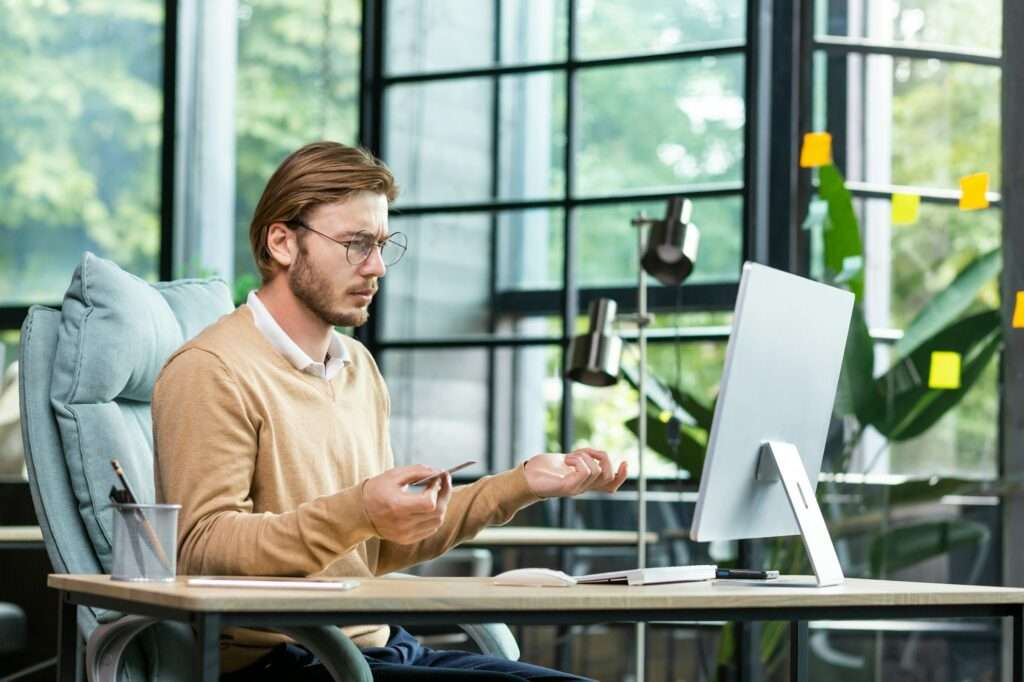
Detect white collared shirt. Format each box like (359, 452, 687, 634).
(246, 290, 351, 380)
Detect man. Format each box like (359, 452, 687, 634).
(153, 141, 628, 681)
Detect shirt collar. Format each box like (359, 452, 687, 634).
(247, 290, 351, 380)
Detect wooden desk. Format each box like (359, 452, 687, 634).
(50, 574, 1024, 681)
(0, 525, 44, 548)
(465, 527, 657, 547)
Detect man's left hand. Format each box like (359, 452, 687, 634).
(523, 448, 628, 498)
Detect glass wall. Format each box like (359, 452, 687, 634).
(374, 0, 748, 478)
(812, 0, 1002, 478)
(806, 1, 1005, 677)
(0, 1, 165, 305)
(233, 0, 361, 294)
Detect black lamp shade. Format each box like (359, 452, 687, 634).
(641, 197, 700, 286)
(566, 298, 622, 386)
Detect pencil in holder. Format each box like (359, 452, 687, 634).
(111, 503, 180, 582)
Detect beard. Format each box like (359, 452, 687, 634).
(288, 243, 371, 328)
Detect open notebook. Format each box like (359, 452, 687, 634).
(575, 564, 716, 586)
(187, 577, 359, 590)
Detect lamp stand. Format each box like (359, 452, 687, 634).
(618, 219, 655, 682)
(635, 224, 650, 682)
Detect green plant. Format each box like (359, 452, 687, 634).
(633, 163, 1001, 478)
(627, 163, 1003, 673)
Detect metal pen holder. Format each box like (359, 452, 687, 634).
(111, 503, 180, 582)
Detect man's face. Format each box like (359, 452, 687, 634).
(288, 192, 390, 328)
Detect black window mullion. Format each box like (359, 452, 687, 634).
(160, 0, 179, 281)
(495, 283, 738, 318)
(1001, 0, 1023, 587)
(357, 0, 386, 352)
(392, 182, 744, 216)
(381, 41, 747, 86)
(744, 0, 767, 265)
(558, 0, 578, 536)
(793, 0, 815, 277)
(485, 0, 502, 474)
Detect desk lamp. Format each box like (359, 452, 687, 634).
(566, 196, 699, 681)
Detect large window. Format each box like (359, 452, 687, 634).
(370, 0, 748, 479)
(0, 1, 166, 307)
(812, 0, 1002, 478)
(0, 1, 1018, 678)
(233, 0, 362, 289)
(803, 1, 1006, 675)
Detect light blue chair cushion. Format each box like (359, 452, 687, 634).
(49, 252, 233, 571)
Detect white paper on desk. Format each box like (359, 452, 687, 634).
(187, 577, 360, 591)
(575, 564, 716, 586)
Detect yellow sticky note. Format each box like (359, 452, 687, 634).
(800, 132, 832, 168)
(928, 351, 962, 390)
(891, 193, 920, 225)
(959, 173, 990, 210)
(1013, 292, 1024, 329)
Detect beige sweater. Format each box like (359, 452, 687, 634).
(153, 306, 540, 670)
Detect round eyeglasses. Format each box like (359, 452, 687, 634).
(288, 219, 407, 267)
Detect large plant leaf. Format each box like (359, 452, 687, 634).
(620, 363, 716, 432)
(864, 309, 1001, 440)
(868, 520, 989, 576)
(886, 477, 976, 507)
(625, 413, 707, 480)
(819, 164, 865, 301)
(668, 386, 715, 432)
(894, 248, 1001, 358)
(834, 303, 875, 421)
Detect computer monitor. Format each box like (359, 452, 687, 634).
(690, 262, 853, 586)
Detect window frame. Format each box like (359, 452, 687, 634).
(0, 0, 180, 330)
(358, 0, 755, 480)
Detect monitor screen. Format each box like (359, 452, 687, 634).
(690, 262, 853, 543)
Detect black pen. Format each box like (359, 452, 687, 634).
(716, 568, 779, 580)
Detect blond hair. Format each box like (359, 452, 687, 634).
(249, 142, 399, 281)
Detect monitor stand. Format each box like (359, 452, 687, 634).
(757, 440, 845, 587)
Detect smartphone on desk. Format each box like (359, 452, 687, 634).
(409, 460, 477, 488)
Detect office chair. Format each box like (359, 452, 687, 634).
(19, 252, 516, 682)
(0, 601, 27, 656)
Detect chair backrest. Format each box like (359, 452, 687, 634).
(19, 252, 233, 638)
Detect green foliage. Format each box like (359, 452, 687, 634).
(0, 0, 163, 303)
(233, 0, 361, 281)
(819, 164, 865, 301)
(864, 309, 1001, 440)
(868, 519, 989, 577)
(893, 248, 1001, 358)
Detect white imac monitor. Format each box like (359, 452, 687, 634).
(690, 262, 854, 586)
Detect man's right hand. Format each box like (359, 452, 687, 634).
(363, 465, 452, 544)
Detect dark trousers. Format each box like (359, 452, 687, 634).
(221, 626, 593, 681)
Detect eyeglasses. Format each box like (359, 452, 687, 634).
(288, 220, 407, 267)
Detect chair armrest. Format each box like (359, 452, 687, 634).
(458, 623, 520, 661)
(85, 617, 371, 682)
(384, 572, 519, 660)
(275, 626, 372, 682)
(86, 615, 164, 682)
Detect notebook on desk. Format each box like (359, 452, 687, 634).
(187, 576, 360, 591)
(575, 564, 716, 586)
